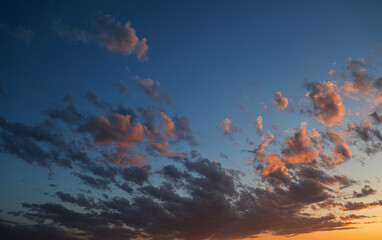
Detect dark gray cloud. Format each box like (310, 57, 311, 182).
(0, 88, 375, 240)
(0, 220, 81, 240)
(340, 214, 375, 221)
(1, 152, 361, 240)
(370, 111, 382, 124)
(55, 192, 96, 210)
(342, 200, 382, 211)
(352, 185, 377, 198)
(74, 173, 111, 191)
(46, 95, 86, 126)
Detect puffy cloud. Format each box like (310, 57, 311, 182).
(259, 152, 289, 179)
(305, 81, 344, 126)
(281, 126, 320, 164)
(273, 91, 288, 111)
(121, 165, 151, 185)
(321, 131, 351, 168)
(80, 114, 144, 148)
(370, 111, 382, 124)
(53, 15, 148, 60)
(341, 59, 382, 103)
(221, 118, 240, 139)
(221, 118, 231, 132)
(255, 116, 263, 136)
(343, 59, 372, 96)
(157, 165, 183, 181)
(94, 15, 148, 60)
(346, 120, 382, 155)
(329, 69, 338, 77)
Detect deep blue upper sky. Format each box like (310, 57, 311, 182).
(1, 0, 381, 165)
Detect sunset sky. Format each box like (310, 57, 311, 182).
(1, 0, 382, 239)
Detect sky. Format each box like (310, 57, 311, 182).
(1, 0, 382, 239)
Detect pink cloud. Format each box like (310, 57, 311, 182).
(306, 81, 344, 127)
(255, 116, 263, 136)
(273, 92, 288, 111)
(159, 112, 176, 139)
(221, 118, 231, 132)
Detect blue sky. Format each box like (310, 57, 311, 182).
(1, 1, 382, 239)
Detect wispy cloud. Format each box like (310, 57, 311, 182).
(52, 14, 148, 60)
(0, 19, 34, 46)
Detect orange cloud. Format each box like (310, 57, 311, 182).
(85, 114, 144, 149)
(323, 131, 351, 167)
(273, 91, 288, 111)
(255, 116, 263, 136)
(281, 126, 320, 164)
(254, 131, 275, 155)
(159, 112, 176, 139)
(148, 141, 186, 158)
(306, 81, 344, 127)
(221, 118, 231, 132)
(259, 152, 289, 177)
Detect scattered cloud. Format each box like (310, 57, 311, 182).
(53, 14, 148, 60)
(273, 91, 288, 111)
(255, 116, 263, 136)
(305, 81, 344, 127)
(352, 185, 377, 198)
(221, 118, 240, 139)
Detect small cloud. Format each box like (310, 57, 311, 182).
(261, 102, 268, 110)
(137, 77, 161, 101)
(237, 104, 247, 112)
(52, 14, 148, 60)
(221, 118, 240, 139)
(221, 118, 231, 133)
(352, 185, 377, 198)
(255, 116, 263, 136)
(273, 92, 288, 111)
